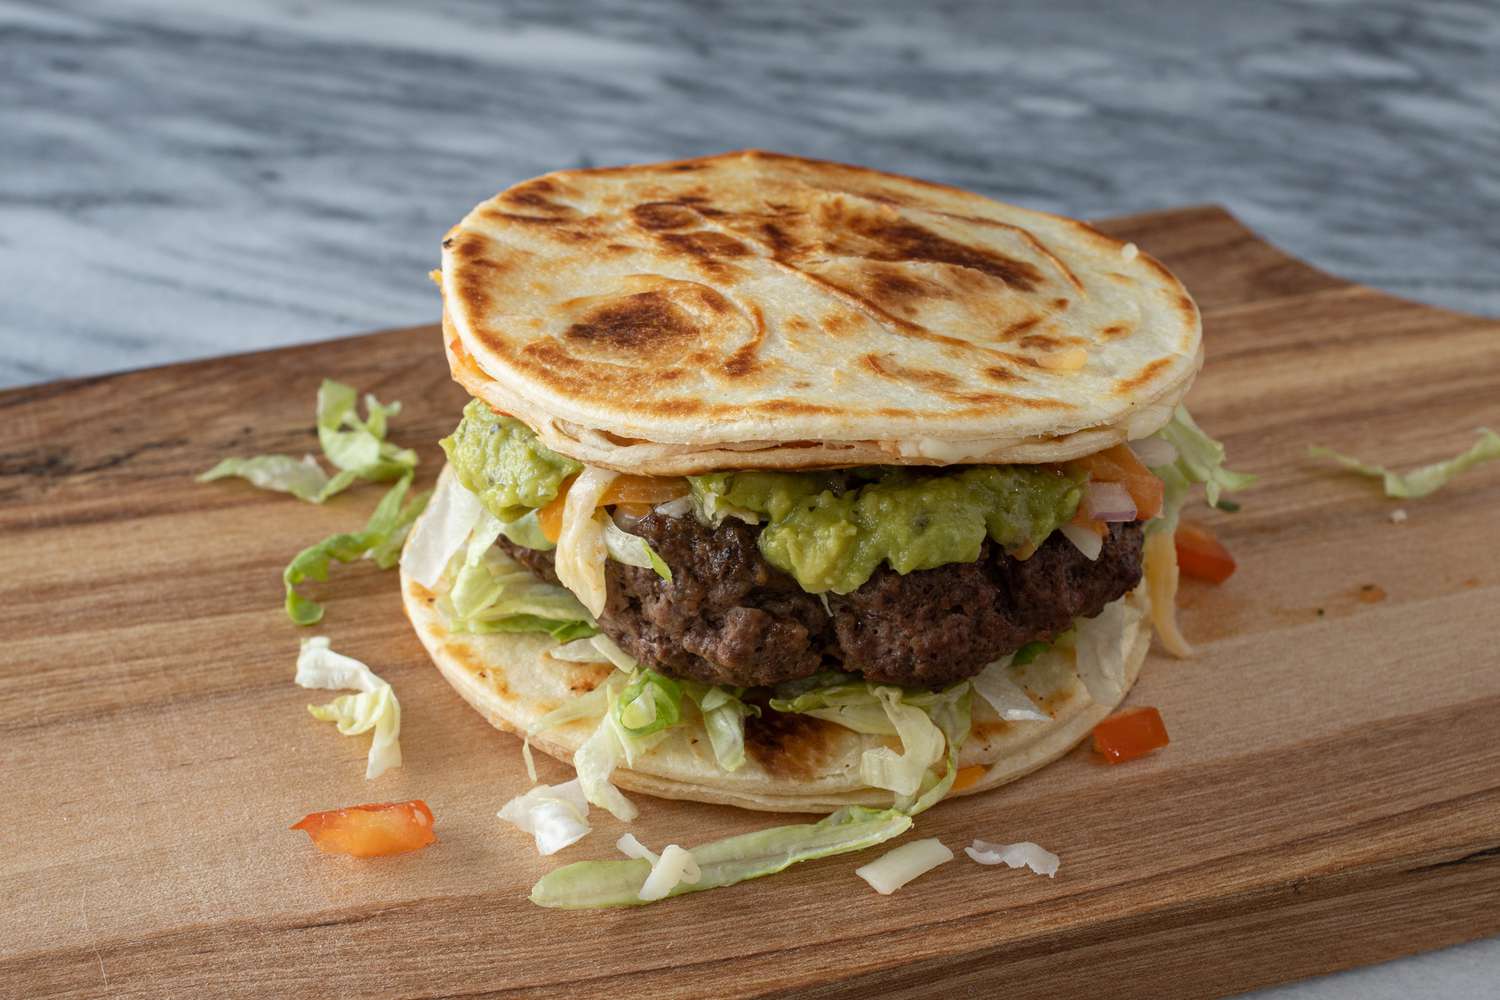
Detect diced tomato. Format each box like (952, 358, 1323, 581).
(1175, 521, 1236, 583)
(1070, 444, 1164, 520)
(599, 474, 690, 506)
(535, 474, 686, 543)
(291, 800, 437, 858)
(536, 479, 574, 543)
(949, 765, 987, 794)
(1092, 707, 1169, 764)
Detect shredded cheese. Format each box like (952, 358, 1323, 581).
(553, 466, 619, 617)
(1143, 531, 1192, 657)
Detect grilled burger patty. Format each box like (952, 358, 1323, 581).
(503, 513, 1145, 689)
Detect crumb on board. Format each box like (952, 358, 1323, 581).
(1389, 508, 1408, 524)
(1358, 583, 1387, 604)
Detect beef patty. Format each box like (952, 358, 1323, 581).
(502, 513, 1144, 689)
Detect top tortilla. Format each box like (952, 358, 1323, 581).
(440, 150, 1201, 476)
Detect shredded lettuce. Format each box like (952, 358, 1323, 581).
(682, 682, 760, 772)
(400, 473, 596, 640)
(530, 805, 912, 908)
(400, 470, 485, 588)
(971, 656, 1049, 721)
(769, 682, 969, 809)
(1010, 640, 1050, 667)
(551, 633, 638, 669)
(472, 615, 596, 642)
(497, 509, 555, 551)
(200, 379, 416, 503)
(572, 673, 640, 822)
(860, 687, 949, 798)
(602, 520, 673, 580)
(569, 667, 725, 817)
(689, 487, 763, 528)
(498, 780, 591, 856)
(1148, 406, 1255, 534)
(315, 380, 418, 482)
(615, 669, 684, 738)
(1309, 428, 1500, 499)
(444, 543, 598, 641)
(295, 637, 402, 779)
(1072, 596, 1145, 705)
(197, 453, 337, 502)
(521, 680, 613, 782)
(546, 638, 758, 773)
(772, 670, 859, 701)
(283, 473, 430, 625)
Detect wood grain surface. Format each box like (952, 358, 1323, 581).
(2, 206, 1497, 1000)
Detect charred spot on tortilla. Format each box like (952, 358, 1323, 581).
(745, 709, 842, 780)
(563, 290, 701, 352)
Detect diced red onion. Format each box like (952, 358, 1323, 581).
(1083, 481, 1137, 522)
(1130, 437, 1177, 467)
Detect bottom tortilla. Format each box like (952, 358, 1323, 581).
(401, 521, 1150, 813)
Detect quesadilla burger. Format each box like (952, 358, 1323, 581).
(400, 150, 1248, 823)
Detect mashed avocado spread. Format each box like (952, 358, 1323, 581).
(689, 468, 1081, 594)
(441, 403, 1082, 594)
(441, 400, 581, 520)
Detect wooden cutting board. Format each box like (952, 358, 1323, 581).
(3, 206, 1497, 1000)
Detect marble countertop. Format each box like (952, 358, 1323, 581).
(3, 0, 1495, 995)
(4, 0, 1499, 390)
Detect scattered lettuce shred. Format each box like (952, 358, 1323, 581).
(497, 780, 591, 856)
(295, 637, 402, 779)
(199, 379, 417, 503)
(529, 806, 913, 908)
(1308, 428, 1500, 499)
(282, 473, 429, 624)
(1147, 405, 1256, 534)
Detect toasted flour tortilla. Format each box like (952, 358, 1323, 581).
(401, 550, 1150, 813)
(440, 150, 1201, 476)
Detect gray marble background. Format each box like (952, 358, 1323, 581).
(3, 0, 1496, 994)
(3, 0, 1499, 390)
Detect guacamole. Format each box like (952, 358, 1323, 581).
(689, 467, 1082, 594)
(441, 400, 581, 521)
(441, 404, 1084, 593)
